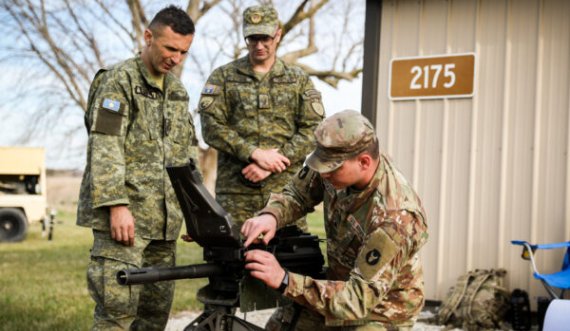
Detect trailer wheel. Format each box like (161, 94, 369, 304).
(0, 208, 28, 242)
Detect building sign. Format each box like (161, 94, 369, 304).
(389, 53, 476, 100)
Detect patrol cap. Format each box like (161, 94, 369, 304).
(306, 110, 376, 173)
(242, 5, 279, 38)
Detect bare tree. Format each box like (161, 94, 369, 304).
(0, 0, 363, 178)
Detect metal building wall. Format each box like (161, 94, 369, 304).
(374, 0, 570, 301)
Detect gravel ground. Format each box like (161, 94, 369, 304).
(165, 309, 456, 331)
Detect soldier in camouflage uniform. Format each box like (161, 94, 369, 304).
(242, 110, 429, 330)
(76, 6, 197, 330)
(199, 5, 325, 227)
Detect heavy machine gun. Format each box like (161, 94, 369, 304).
(117, 160, 325, 331)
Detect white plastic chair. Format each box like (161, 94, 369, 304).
(542, 299, 570, 331)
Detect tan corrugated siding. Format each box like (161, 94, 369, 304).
(376, 0, 570, 302)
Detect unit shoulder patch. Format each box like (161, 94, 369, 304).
(355, 228, 399, 280)
(365, 249, 381, 265)
(311, 101, 325, 116)
(199, 96, 215, 110)
(304, 89, 324, 116)
(169, 91, 189, 101)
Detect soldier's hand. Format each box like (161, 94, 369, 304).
(244, 249, 286, 289)
(242, 163, 271, 182)
(241, 214, 277, 247)
(110, 205, 135, 246)
(250, 148, 290, 173)
(181, 234, 194, 242)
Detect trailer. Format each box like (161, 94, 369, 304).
(0, 147, 52, 241)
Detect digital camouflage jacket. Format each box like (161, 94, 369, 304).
(199, 56, 324, 196)
(261, 154, 429, 328)
(77, 56, 198, 240)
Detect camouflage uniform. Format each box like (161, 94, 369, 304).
(261, 110, 429, 330)
(199, 5, 325, 226)
(77, 55, 197, 330)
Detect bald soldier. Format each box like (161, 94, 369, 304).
(242, 110, 429, 330)
(199, 5, 324, 227)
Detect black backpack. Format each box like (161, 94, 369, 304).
(509, 289, 531, 331)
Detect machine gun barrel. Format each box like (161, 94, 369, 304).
(117, 263, 224, 285)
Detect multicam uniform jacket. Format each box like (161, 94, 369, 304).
(260, 154, 429, 328)
(77, 56, 197, 240)
(199, 56, 324, 196)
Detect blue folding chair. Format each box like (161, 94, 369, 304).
(511, 240, 570, 299)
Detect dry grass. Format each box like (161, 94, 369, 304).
(46, 171, 82, 213)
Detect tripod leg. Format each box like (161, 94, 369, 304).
(184, 307, 226, 331)
(226, 315, 265, 331)
(184, 306, 266, 331)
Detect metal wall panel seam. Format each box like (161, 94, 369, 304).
(411, 0, 424, 190)
(566, 22, 570, 242)
(415, 0, 445, 297)
(435, 0, 451, 292)
(530, 0, 544, 248)
(437, 99, 450, 297)
(466, 0, 482, 270)
(497, 0, 512, 267)
(412, 100, 422, 190)
(386, 1, 398, 156)
(409, 0, 423, 189)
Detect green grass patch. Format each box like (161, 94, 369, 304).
(0, 211, 94, 330)
(0, 209, 325, 330)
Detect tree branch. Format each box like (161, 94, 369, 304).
(187, 0, 223, 22)
(293, 62, 362, 88)
(282, 0, 329, 37)
(126, 0, 147, 52)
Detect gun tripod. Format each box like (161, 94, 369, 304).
(184, 286, 264, 331)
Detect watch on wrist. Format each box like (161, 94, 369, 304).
(277, 270, 289, 293)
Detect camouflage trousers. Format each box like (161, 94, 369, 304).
(266, 306, 414, 331)
(217, 193, 307, 230)
(87, 230, 176, 331)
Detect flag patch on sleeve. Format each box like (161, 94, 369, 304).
(102, 98, 121, 112)
(201, 84, 220, 95)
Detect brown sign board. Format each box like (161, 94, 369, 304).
(389, 53, 476, 100)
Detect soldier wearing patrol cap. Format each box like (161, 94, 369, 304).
(198, 5, 325, 228)
(242, 110, 429, 330)
(77, 5, 197, 330)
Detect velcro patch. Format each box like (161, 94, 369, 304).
(93, 98, 125, 136)
(169, 91, 189, 101)
(201, 84, 221, 95)
(272, 77, 296, 84)
(355, 228, 398, 280)
(303, 89, 322, 100)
